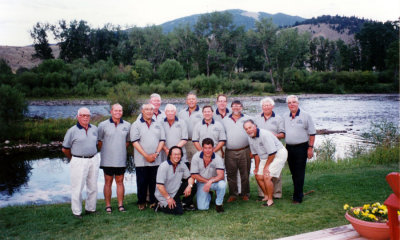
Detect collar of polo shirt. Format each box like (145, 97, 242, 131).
(216, 108, 229, 115)
(109, 117, 124, 123)
(167, 159, 181, 165)
(228, 113, 244, 118)
(202, 118, 215, 125)
(289, 109, 301, 117)
(76, 122, 91, 129)
(253, 128, 260, 138)
(164, 116, 178, 122)
(199, 151, 215, 160)
(140, 117, 155, 123)
(186, 105, 200, 112)
(261, 111, 275, 117)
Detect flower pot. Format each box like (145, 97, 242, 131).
(345, 210, 390, 240)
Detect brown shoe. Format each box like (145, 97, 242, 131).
(216, 205, 224, 213)
(227, 196, 237, 203)
(242, 195, 249, 201)
(292, 200, 301, 204)
(138, 203, 146, 210)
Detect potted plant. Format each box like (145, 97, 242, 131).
(344, 202, 398, 240)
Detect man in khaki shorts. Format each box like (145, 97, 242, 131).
(243, 119, 287, 207)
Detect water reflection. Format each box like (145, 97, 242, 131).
(0, 152, 137, 208)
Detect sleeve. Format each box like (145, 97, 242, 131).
(182, 164, 191, 179)
(126, 122, 131, 142)
(97, 122, 104, 141)
(218, 122, 227, 141)
(181, 121, 188, 140)
(190, 156, 199, 174)
(130, 122, 140, 142)
(62, 128, 73, 149)
(192, 122, 200, 142)
(156, 163, 167, 185)
(160, 123, 166, 141)
(307, 114, 317, 135)
(277, 115, 285, 134)
(215, 155, 225, 170)
(264, 133, 278, 155)
(249, 138, 257, 155)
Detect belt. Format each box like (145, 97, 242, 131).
(227, 145, 249, 151)
(286, 142, 308, 147)
(72, 154, 95, 159)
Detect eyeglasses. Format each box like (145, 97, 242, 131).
(79, 114, 91, 118)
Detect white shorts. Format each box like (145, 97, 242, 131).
(256, 147, 288, 178)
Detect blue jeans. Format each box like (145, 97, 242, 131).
(196, 180, 226, 210)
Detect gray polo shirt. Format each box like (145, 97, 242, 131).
(98, 118, 131, 167)
(192, 119, 226, 147)
(178, 105, 203, 139)
(248, 128, 284, 159)
(213, 108, 231, 123)
(155, 159, 190, 207)
(130, 117, 166, 167)
(284, 108, 316, 145)
(190, 151, 225, 179)
(162, 116, 189, 163)
(62, 122, 98, 156)
(222, 114, 251, 150)
(254, 112, 285, 135)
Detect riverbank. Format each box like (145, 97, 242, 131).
(28, 93, 399, 105)
(1, 159, 397, 239)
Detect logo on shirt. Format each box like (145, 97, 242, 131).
(196, 115, 202, 119)
(92, 132, 98, 136)
(122, 127, 129, 131)
(271, 121, 278, 126)
(155, 125, 161, 129)
(259, 142, 264, 147)
(296, 119, 303, 124)
(175, 124, 181, 128)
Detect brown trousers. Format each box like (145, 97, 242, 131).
(225, 147, 251, 197)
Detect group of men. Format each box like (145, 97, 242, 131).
(62, 93, 316, 218)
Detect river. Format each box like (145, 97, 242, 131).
(1, 94, 398, 207)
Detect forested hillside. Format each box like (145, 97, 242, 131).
(0, 11, 398, 99)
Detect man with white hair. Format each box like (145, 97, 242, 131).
(62, 107, 100, 219)
(131, 103, 165, 210)
(161, 104, 196, 210)
(284, 95, 316, 204)
(254, 97, 285, 200)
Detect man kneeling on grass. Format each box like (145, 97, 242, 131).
(190, 138, 226, 213)
(155, 146, 196, 214)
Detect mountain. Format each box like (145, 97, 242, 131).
(160, 9, 305, 33)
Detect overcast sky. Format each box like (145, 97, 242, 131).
(1, 0, 399, 46)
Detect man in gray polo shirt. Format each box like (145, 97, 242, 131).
(178, 92, 203, 164)
(193, 105, 226, 156)
(284, 95, 316, 204)
(254, 97, 285, 200)
(98, 103, 131, 213)
(222, 100, 252, 202)
(190, 138, 226, 213)
(62, 107, 100, 219)
(243, 119, 288, 207)
(214, 94, 230, 122)
(155, 146, 195, 215)
(130, 103, 165, 210)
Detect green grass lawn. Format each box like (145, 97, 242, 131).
(1, 162, 398, 240)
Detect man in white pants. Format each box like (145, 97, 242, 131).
(62, 107, 100, 219)
(243, 119, 287, 207)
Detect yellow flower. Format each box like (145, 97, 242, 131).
(363, 204, 370, 210)
(353, 209, 360, 215)
(368, 214, 378, 221)
(344, 204, 349, 210)
(372, 208, 378, 213)
(398, 210, 400, 216)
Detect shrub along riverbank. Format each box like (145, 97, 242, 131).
(0, 145, 398, 240)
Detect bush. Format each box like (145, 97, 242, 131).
(134, 59, 153, 84)
(107, 82, 140, 117)
(158, 59, 184, 84)
(0, 84, 27, 141)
